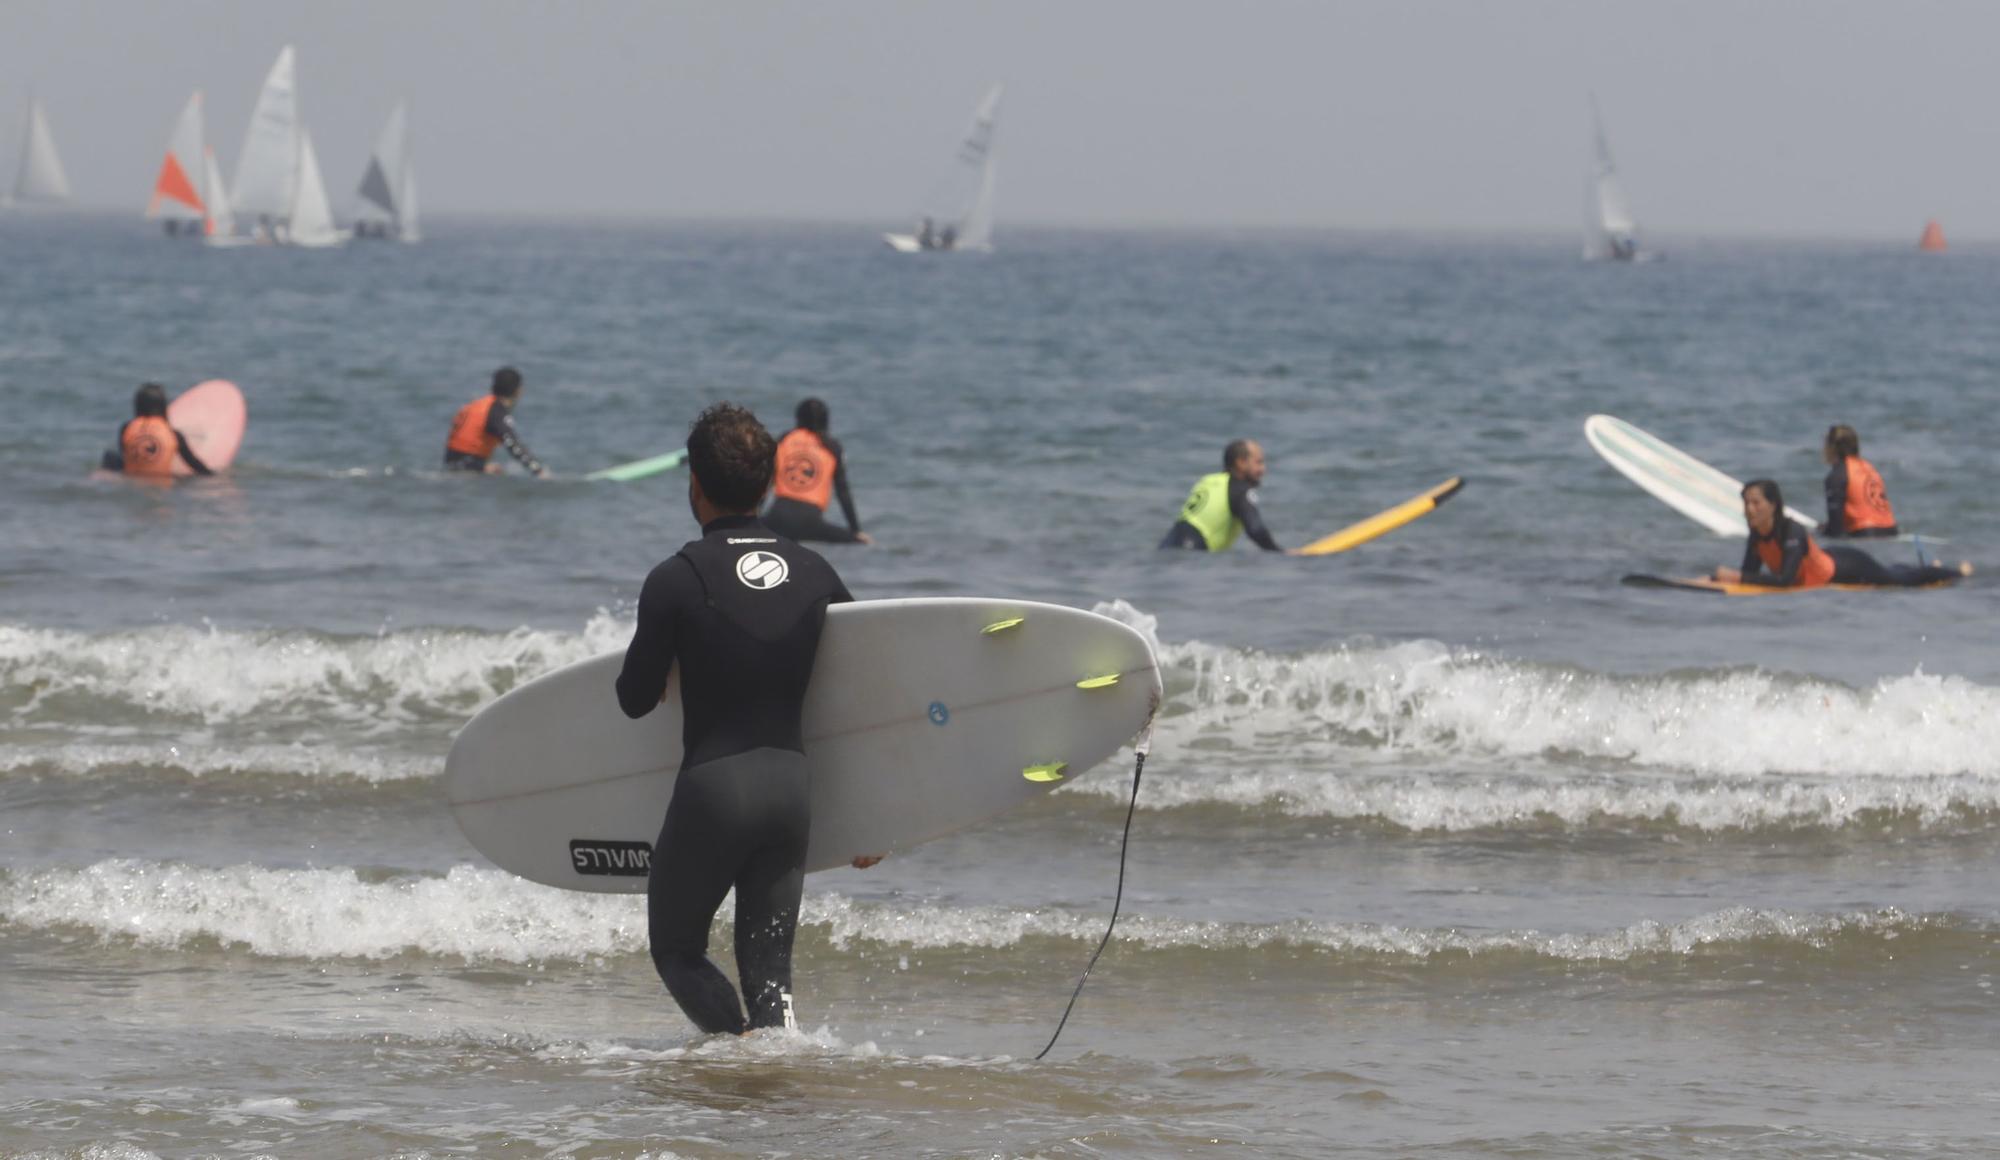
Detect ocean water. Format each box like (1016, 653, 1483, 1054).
(4, 214, 2000, 1158)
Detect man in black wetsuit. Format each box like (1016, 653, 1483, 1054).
(1159, 438, 1291, 553)
(615, 402, 857, 1035)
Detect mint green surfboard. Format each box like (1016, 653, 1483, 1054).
(584, 450, 686, 482)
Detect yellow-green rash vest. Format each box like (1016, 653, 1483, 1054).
(1178, 472, 1241, 551)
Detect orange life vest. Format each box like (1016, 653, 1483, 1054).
(121, 415, 179, 477)
(1841, 456, 1897, 532)
(1754, 529, 1836, 589)
(447, 395, 502, 459)
(772, 429, 836, 510)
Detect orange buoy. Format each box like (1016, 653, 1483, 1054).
(1919, 219, 1947, 252)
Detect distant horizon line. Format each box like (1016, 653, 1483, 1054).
(8, 203, 1981, 248)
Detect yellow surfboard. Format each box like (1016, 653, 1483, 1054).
(1296, 477, 1465, 557)
(1621, 574, 1959, 597)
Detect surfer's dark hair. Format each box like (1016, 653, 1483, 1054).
(1223, 439, 1254, 470)
(687, 402, 775, 511)
(795, 397, 829, 433)
(134, 383, 169, 417)
(491, 367, 523, 399)
(1741, 478, 1788, 533)
(1825, 424, 1860, 458)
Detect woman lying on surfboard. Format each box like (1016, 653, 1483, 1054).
(1716, 479, 1967, 589)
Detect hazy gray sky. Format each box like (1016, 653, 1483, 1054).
(5, 0, 1998, 238)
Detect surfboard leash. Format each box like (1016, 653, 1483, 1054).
(1034, 712, 1155, 1061)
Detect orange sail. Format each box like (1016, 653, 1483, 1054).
(1919, 219, 1947, 253)
(145, 91, 208, 221)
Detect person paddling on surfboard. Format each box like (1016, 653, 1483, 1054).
(762, 397, 872, 545)
(100, 383, 213, 478)
(443, 367, 550, 478)
(1820, 425, 1899, 539)
(1716, 479, 1966, 589)
(1159, 439, 1295, 553)
(614, 402, 866, 1037)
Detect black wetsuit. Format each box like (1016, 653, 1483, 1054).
(1824, 546, 1960, 587)
(100, 420, 212, 476)
(615, 514, 852, 1034)
(443, 401, 545, 474)
(1823, 462, 1899, 538)
(763, 432, 863, 544)
(1159, 477, 1280, 551)
(1739, 523, 1957, 588)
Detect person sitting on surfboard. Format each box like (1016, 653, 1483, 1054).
(1717, 479, 1965, 589)
(1821, 425, 1899, 539)
(614, 402, 864, 1037)
(100, 383, 212, 478)
(443, 367, 550, 478)
(1159, 439, 1292, 553)
(762, 398, 872, 545)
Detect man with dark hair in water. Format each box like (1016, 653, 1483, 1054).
(763, 397, 872, 545)
(1159, 438, 1290, 553)
(443, 367, 550, 477)
(615, 401, 867, 1036)
(101, 382, 213, 478)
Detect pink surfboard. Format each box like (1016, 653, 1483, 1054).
(168, 380, 246, 476)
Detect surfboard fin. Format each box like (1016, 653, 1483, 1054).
(1022, 762, 1068, 782)
(1076, 674, 1120, 689)
(981, 617, 1025, 635)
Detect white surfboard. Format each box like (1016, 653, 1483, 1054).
(1585, 414, 1817, 536)
(445, 598, 1161, 894)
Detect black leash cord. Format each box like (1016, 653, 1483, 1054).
(1034, 747, 1146, 1061)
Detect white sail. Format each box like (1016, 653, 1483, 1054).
(12, 96, 72, 203)
(886, 83, 1001, 253)
(354, 102, 408, 227)
(232, 45, 300, 222)
(952, 85, 1001, 251)
(146, 90, 207, 221)
(202, 145, 238, 241)
(399, 161, 421, 243)
(1586, 95, 1640, 261)
(287, 128, 344, 247)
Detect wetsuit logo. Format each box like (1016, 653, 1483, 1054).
(735, 550, 790, 590)
(569, 839, 651, 876)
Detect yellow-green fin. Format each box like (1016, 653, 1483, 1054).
(1075, 674, 1120, 689)
(1022, 762, 1068, 783)
(981, 617, 1025, 635)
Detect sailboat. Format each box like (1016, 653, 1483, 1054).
(884, 84, 1001, 253)
(352, 101, 420, 242)
(146, 91, 209, 236)
(1584, 95, 1648, 262)
(8, 94, 72, 206)
(201, 145, 247, 247)
(228, 45, 345, 247)
(1919, 219, 1947, 253)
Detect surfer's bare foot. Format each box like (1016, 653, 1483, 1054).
(851, 854, 884, 869)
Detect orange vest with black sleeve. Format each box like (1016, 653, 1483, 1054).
(772, 429, 836, 510)
(1755, 530, 1836, 589)
(447, 395, 502, 459)
(1841, 456, 1897, 533)
(121, 415, 179, 477)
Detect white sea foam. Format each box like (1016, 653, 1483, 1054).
(0, 741, 433, 784)
(1151, 635, 2000, 780)
(0, 612, 633, 726)
(10, 609, 2000, 826)
(0, 860, 1945, 967)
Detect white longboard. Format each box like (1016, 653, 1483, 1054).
(1585, 414, 1816, 536)
(445, 598, 1161, 893)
